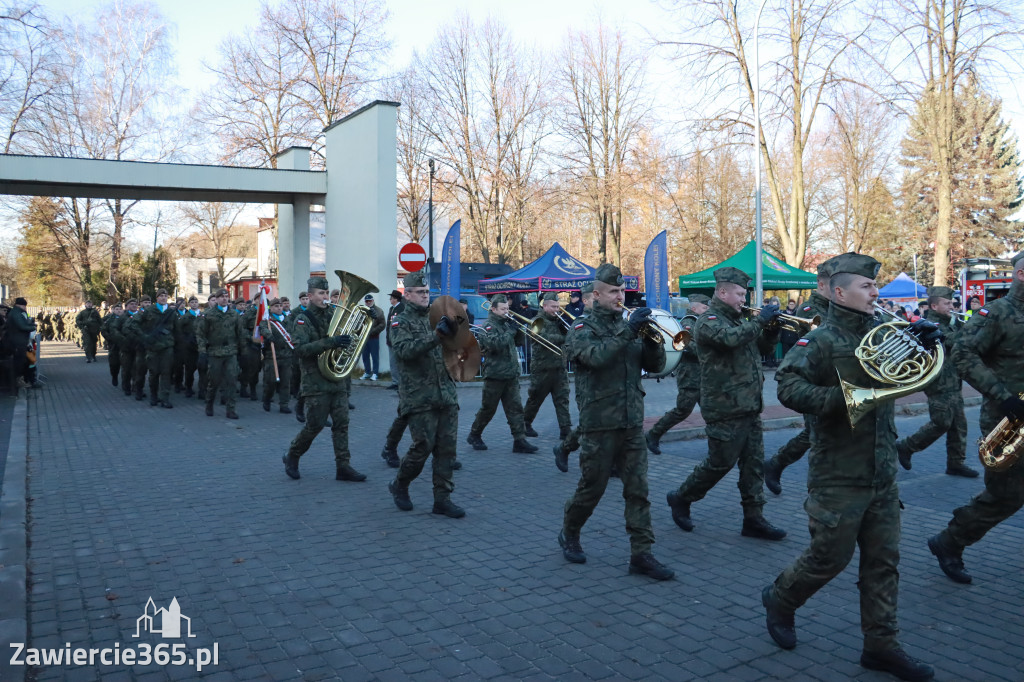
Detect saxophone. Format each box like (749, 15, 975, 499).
(317, 270, 378, 381)
(978, 392, 1024, 471)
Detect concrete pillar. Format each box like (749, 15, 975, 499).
(323, 100, 399, 376)
(274, 147, 312, 301)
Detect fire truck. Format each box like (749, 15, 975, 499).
(959, 257, 1013, 310)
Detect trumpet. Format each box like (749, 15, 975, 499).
(742, 306, 821, 333)
(481, 301, 562, 356)
(619, 304, 690, 351)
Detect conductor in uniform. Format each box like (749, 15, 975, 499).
(559, 264, 674, 580)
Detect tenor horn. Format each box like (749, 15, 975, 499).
(317, 270, 378, 381)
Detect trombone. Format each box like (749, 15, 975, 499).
(481, 301, 563, 356)
(619, 304, 690, 351)
(742, 306, 821, 333)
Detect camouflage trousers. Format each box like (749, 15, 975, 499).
(206, 355, 238, 409)
(286, 391, 351, 464)
(262, 356, 293, 406)
(900, 392, 967, 467)
(107, 344, 121, 384)
(523, 369, 571, 432)
(648, 387, 700, 439)
(470, 377, 526, 440)
(240, 344, 261, 393)
(771, 416, 811, 470)
(774, 481, 901, 652)
(675, 415, 766, 516)
(146, 348, 174, 403)
(81, 331, 98, 360)
(396, 407, 458, 501)
(133, 349, 148, 396)
(119, 349, 135, 394)
(180, 347, 200, 393)
(385, 411, 409, 450)
(563, 426, 655, 555)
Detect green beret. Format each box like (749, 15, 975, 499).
(1011, 251, 1024, 268)
(928, 286, 954, 300)
(581, 282, 594, 294)
(829, 253, 881, 279)
(688, 293, 710, 305)
(714, 266, 751, 288)
(402, 271, 426, 288)
(594, 263, 624, 287)
(541, 292, 559, 302)
(307, 276, 330, 291)
(490, 294, 508, 305)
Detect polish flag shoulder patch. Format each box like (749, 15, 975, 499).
(802, 306, 812, 312)
(391, 320, 400, 327)
(707, 315, 717, 320)
(979, 308, 989, 316)
(574, 323, 584, 329)
(796, 338, 810, 346)
(485, 325, 492, 331)
(296, 319, 305, 325)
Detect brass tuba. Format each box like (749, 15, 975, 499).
(978, 392, 1024, 471)
(839, 304, 944, 427)
(317, 270, 379, 381)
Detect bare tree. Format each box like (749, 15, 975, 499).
(0, 2, 58, 154)
(178, 202, 247, 285)
(390, 65, 431, 244)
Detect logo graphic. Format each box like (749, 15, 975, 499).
(554, 255, 589, 276)
(763, 253, 792, 274)
(134, 597, 196, 639)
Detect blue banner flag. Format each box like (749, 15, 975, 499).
(440, 220, 461, 298)
(644, 230, 669, 311)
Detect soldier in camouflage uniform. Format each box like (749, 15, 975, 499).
(894, 286, 977, 477)
(175, 297, 202, 399)
(764, 257, 839, 494)
(126, 296, 151, 400)
(197, 289, 245, 419)
(260, 298, 293, 414)
(928, 251, 1024, 586)
(137, 289, 177, 408)
(240, 296, 262, 400)
(559, 264, 672, 580)
(101, 303, 123, 387)
(115, 300, 139, 396)
(75, 300, 102, 363)
(666, 267, 786, 540)
(764, 253, 937, 682)
(644, 293, 710, 455)
(466, 294, 538, 453)
(523, 292, 572, 440)
(288, 291, 310, 422)
(281, 277, 365, 482)
(553, 282, 594, 472)
(386, 272, 464, 517)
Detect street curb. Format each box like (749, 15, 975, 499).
(659, 395, 984, 443)
(0, 394, 28, 682)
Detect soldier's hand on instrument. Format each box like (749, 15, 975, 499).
(332, 334, 352, 348)
(435, 315, 456, 337)
(999, 396, 1024, 421)
(627, 307, 653, 335)
(758, 304, 781, 324)
(908, 319, 942, 351)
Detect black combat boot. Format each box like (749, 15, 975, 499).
(389, 480, 413, 511)
(927, 533, 972, 584)
(150, 396, 159, 407)
(197, 388, 205, 400)
(763, 456, 783, 494)
(451, 459, 462, 470)
(381, 445, 400, 468)
(225, 409, 239, 419)
(279, 405, 292, 414)
(249, 389, 258, 401)
(945, 463, 979, 478)
(553, 444, 569, 473)
(336, 464, 367, 482)
(896, 440, 913, 470)
(860, 649, 934, 681)
(762, 585, 797, 649)
(239, 386, 249, 398)
(742, 515, 787, 541)
(173, 384, 182, 394)
(432, 498, 465, 518)
(135, 391, 145, 401)
(512, 439, 538, 454)
(645, 431, 662, 455)
(558, 531, 586, 564)
(296, 400, 305, 423)
(112, 376, 118, 387)
(159, 401, 173, 409)
(282, 454, 300, 479)
(666, 491, 693, 532)
(524, 422, 538, 437)
(466, 432, 487, 450)
(205, 401, 214, 417)
(262, 399, 271, 412)
(185, 386, 194, 398)
(628, 553, 675, 581)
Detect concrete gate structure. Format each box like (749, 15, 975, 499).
(0, 100, 398, 375)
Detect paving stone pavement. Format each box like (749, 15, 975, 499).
(12, 343, 1024, 681)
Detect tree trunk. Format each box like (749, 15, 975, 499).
(107, 199, 124, 303)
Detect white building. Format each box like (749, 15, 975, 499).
(174, 257, 257, 300)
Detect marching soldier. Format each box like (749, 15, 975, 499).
(523, 292, 572, 441)
(894, 286, 977, 477)
(289, 291, 310, 422)
(126, 296, 151, 401)
(197, 289, 245, 419)
(386, 272, 464, 517)
(176, 296, 202, 398)
(644, 293, 710, 455)
(100, 303, 124, 387)
(281, 276, 365, 482)
(559, 264, 673, 579)
(466, 294, 538, 453)
(116, 299, 139, 396)
(765, 253, 937, 681)
(75, 300, 102, 363)
(137, 289, 177, 408)
(553, 282, 594, 472)
(54, 310, 66, 342)
(764, 258, 838, 494)
(666, 267, 786, 540)
(260, 298, 293, 413)
(240, 295, 262, 400)
(928, 251, 1024, 585)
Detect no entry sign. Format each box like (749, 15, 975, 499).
(399, 243, 428, 272)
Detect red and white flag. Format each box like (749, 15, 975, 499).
(253, 281, 271, 342)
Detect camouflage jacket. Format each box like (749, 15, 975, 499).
(568, 304, 665, 432)
(776, 301, 897, 489)
(136, 304, 178, 352)
(694, 297, 777, 423)
(475, 311, 523, 380)
(529, 311, 567, 373)
(75, 308, 102, 334)
(259, 314, 295, 360)
(100, 313, 122, 349)
(175, 309, 201, 352)
(953, 279, 1024, 433)
(797, 291, 830, 321)
(391, 300, 458, 416)
(923, 308, 961, 397)
(197, 305, 245, 358)
(113, 312, 139, 351)
(291, 303, 346, 396)
(675, 312, 700, 390)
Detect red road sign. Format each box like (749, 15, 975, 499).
(399, 242, 428, 272)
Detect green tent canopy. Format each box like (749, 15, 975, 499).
(677, 240, 818, 294)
